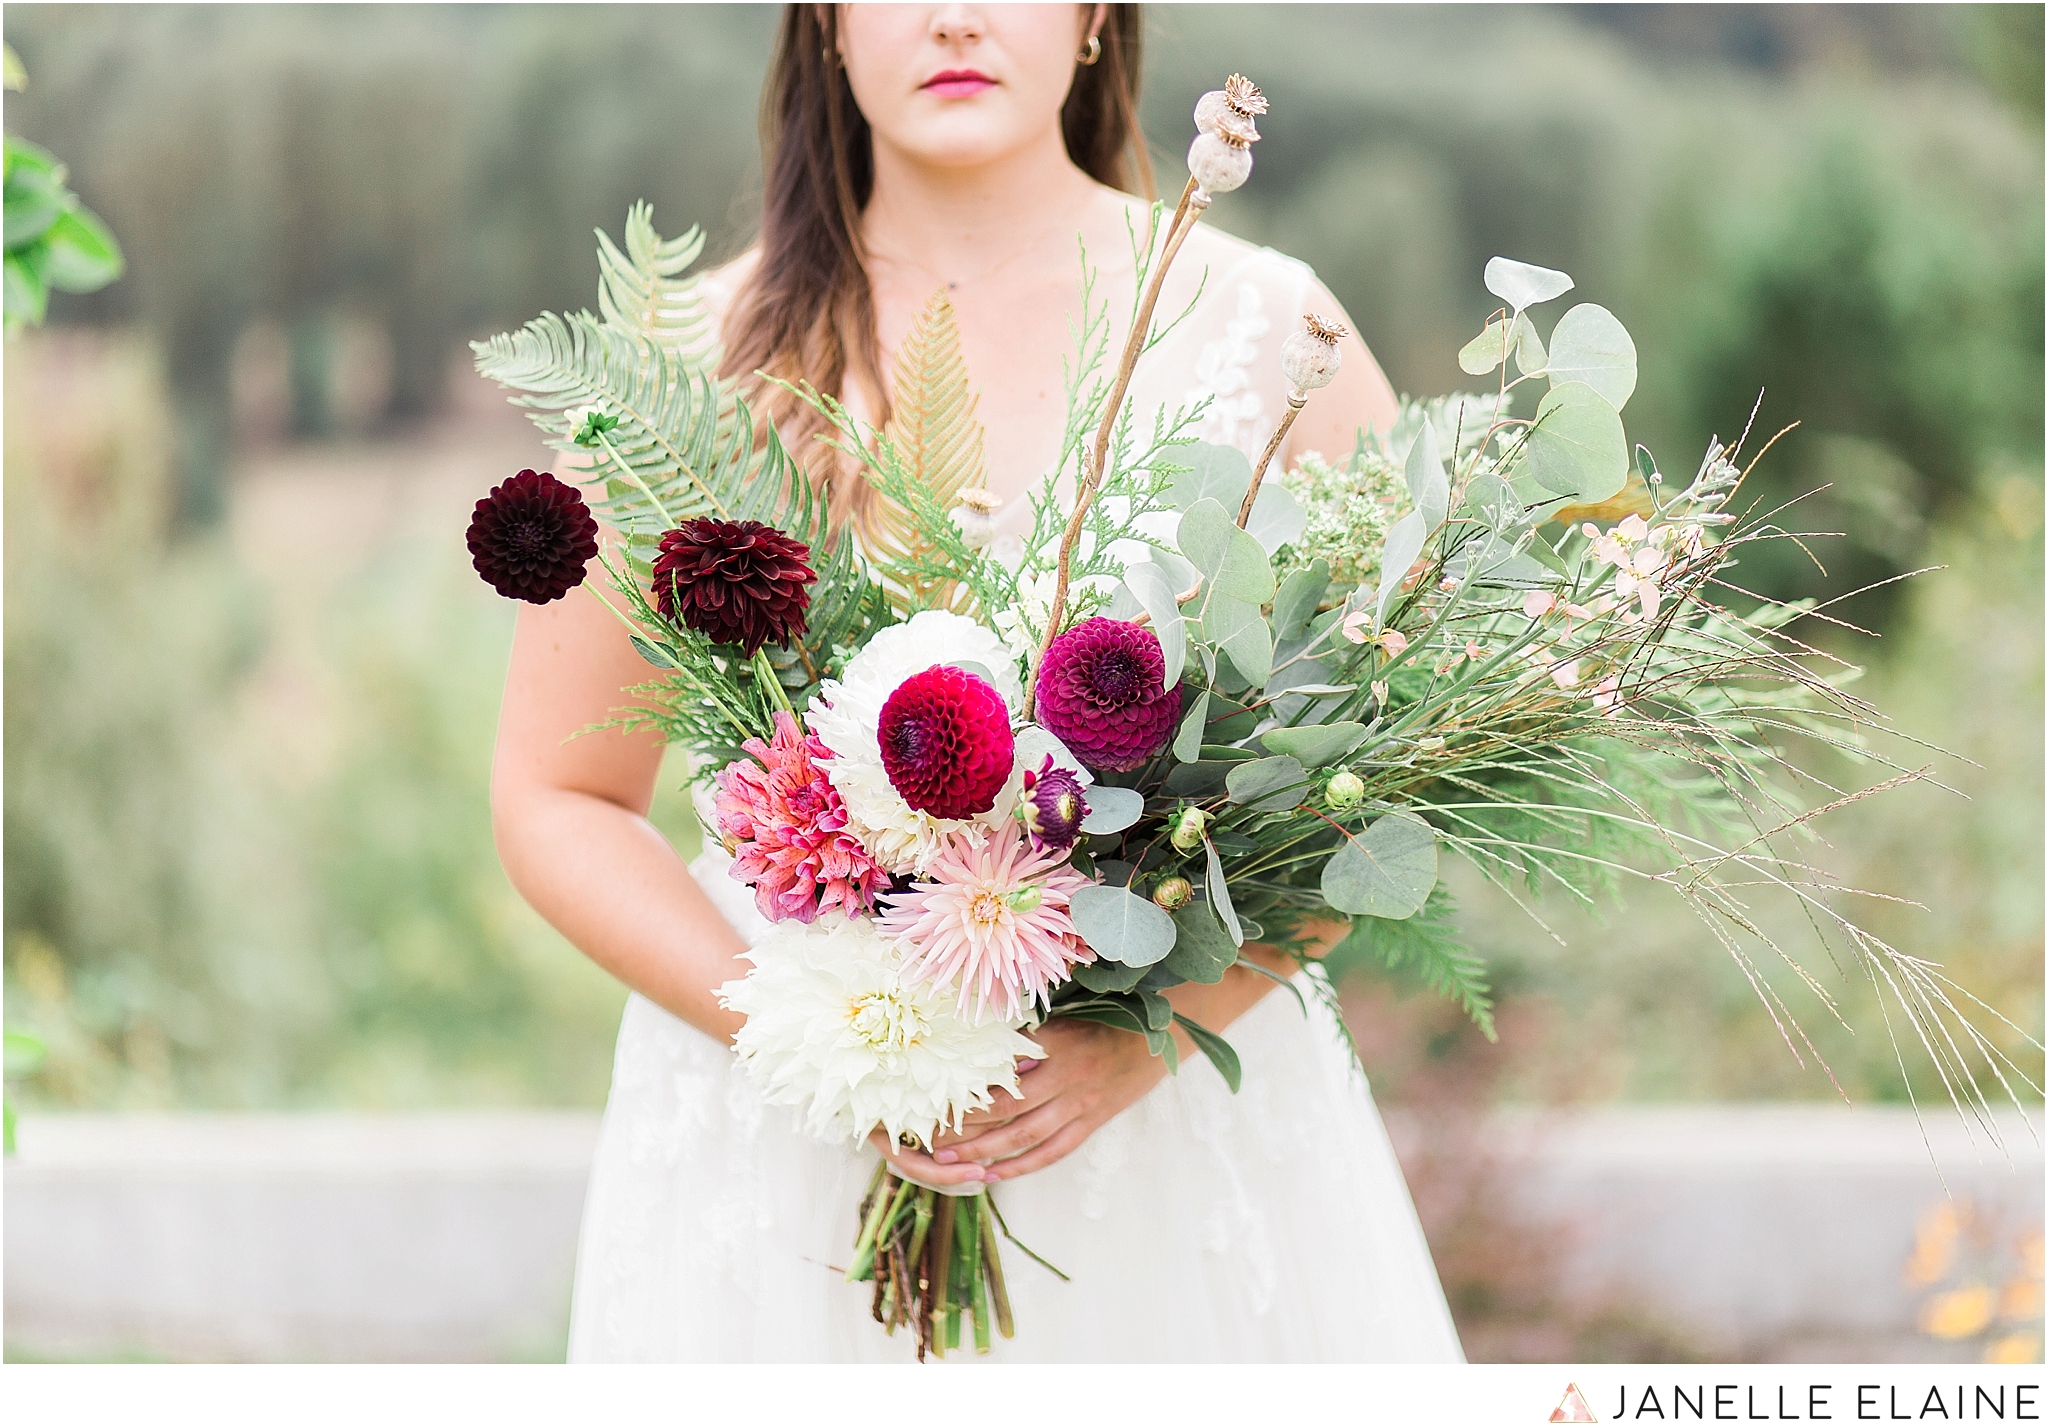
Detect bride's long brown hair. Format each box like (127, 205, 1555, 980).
(719, 3, 1153, 524)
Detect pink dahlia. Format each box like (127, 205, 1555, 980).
(714, 711, 884, 924)
(877, 664, 1015, 821)
(877, 821, 1094, 1024)
(1032, 617, 1180, 773)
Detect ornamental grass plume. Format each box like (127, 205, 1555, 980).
(652, 516, 816, 655)
(465, 469, 599, 604)
(714, 710, 884, 924)
(1032, 617, 1180, 773)
(878, 820, 1095, 1025)
(719, 912, 1042, 1146)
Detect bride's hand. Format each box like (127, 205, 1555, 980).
(925, 1018, 1169, 1182)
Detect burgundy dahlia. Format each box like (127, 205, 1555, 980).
(1018, 755, 1090, 852)
(466, 469, 599, 605)
(653, 517, 816, 656)
(1033, 617, 1180, 773)
(878, 665, 1016, 821)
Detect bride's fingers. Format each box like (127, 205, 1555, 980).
(932, 1100, 1067, 1165)
(982, 1118, 1092, 1181)
(868, 1129, 989, 1185)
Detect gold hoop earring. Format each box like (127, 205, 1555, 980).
(1077, 34, 1102, 66)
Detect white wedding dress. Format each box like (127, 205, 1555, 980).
(565, 233, 1465, 1364)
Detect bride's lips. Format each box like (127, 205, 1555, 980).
(921, 68, 996, 99)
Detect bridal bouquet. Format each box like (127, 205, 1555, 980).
(465, 76, 2030, 1358)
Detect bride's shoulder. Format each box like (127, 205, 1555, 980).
(1176, 220, 1318, 293)
(698, 248, 759, 328)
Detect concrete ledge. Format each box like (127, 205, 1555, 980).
(5, 1105, 2039, 1362)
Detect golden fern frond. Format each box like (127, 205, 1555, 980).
(860, 289, 988, 611)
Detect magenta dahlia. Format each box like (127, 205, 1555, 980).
(714, 711, 884, 924)
(1032, 617, 1181, 773)
(652, 517, 816, 656)
(466, 469, 599, 604)
(877, 665, 1016, 821)
(1018, 755, 1090, 852)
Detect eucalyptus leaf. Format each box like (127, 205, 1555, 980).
(1511, 312, 1547, 374)
(1164, 899, 1239, 983)
(1405, 422, 1448, 530)
(1271, 558, 1329, 641)
(1071, 958, 1148, 994)
(1259, 721, 1371, 768)
(1274, 683, 1357, 698)
(1163, 760, 1237, 797)
(630, 635, 678, 670)
(1177, 498, 1274, 603)
(1167, 441, 1254, 511)
(1079, 785, 1144, 834)
(1173, 1014, 1243, 1093)
(1375, 510, 1428, 626)
(1484, 256, 1574, 311)
(1068, 883, 1178, 966)
(1137, 989, 1175, 1034)
(1545, 303, 1637, 411)
(1200, 592, 1273, 688)
(1320, 811, 1438, 919)
(1457, 316, 1512, 376)
(1173, 689, 1210, 763)
(1123, 561, 1186, 687)
(1225, 755, 1307, 813)
(1243, 481, 1307, 556)
(1203, 835, 1245, 945)
(1525, 381, 1627, 501)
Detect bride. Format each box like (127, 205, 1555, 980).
(491, 2, 1464, 1363)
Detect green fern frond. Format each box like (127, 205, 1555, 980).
(595, 203, 718, 364)
(1328, 887, 1496, 1039)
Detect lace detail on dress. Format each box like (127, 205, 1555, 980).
(1182, 280, 1275, 455)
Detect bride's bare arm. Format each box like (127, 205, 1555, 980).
(490, 580, 749, 1042)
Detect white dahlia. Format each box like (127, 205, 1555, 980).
(718, 911, 1041, 1146)
(808, 610, 1026, 874)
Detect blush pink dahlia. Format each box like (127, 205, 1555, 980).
(1032, 617, 1181, 773)
(715, 711, 884, 924)
(877, 665, 1015, 821)
(877, 821, 1094, 1024)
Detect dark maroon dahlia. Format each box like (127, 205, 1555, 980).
(652, 517, 816, 656)
(878, 665, 1016, 821)
(1033, 617, 1180, 773)
(466, 469, 599, 605)
(1018, 755, 1090, 852)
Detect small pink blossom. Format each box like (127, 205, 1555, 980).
(1464, 640, 1486, 662)
(1340, 608, 1373, 644)
(1380, 629, 1411, 658)
(715, 711, 885, 925)
(1591, 674, 1623, 716)
(1523, 591, 1556, 620)
(876, 821, 1094, 1024)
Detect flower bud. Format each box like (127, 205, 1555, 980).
(1325, 770, 1365, 810)
(1151, 875, 1194, 912)
(949, 486, 1001, 552)
(1186, 115, 1255, 201)
(1167, 805, 1209, 853)
(1280, 314, 1346, 395)
(1018, 755, 1090, 852)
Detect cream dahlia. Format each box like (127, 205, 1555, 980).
(808, 610, 1026, 874)
(877, 820, 1095, 1025)
(718, 912, 1041, 1146)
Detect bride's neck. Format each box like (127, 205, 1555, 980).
(859, 128, 1098, 279)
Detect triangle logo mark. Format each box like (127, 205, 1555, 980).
(1551, 1383, 1598, 1424)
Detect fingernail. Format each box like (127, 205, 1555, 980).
(933, 1149, 958, 1164)
(1017, 1059, 1042, 1073)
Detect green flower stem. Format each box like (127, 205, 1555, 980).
(965, 1198, 992, 1353)
(591, 429, 679, 530)
(753, 648, 796, 718)
(979, 1195, 1015, 1339)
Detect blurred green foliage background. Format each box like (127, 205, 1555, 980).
(3, 3, 2041, 1114)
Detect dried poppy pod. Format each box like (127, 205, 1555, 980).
(1193, 73, 1268, 133)
(948, 486, 1001, 551)
(1281, 313, 1348, 397)
(1186, 111, 1257, 203)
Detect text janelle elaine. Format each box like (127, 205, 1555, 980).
(1609, 1383, 2040, 1421)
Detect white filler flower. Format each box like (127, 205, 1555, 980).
(809, 609, 1026, 874)
(719, 911, 1042, 1147)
